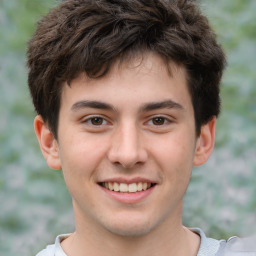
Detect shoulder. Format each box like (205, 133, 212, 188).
(192, 228, 223, 256)
(35, 234, 70, 256)
(217, 235, 256, 256)
(35, 244, 55, 256)
(192, 228, 256, 256)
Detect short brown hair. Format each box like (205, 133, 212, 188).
(27, 0, 226, 137)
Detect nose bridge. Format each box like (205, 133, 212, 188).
(108, 120, 147, 168)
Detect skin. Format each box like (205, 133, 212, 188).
(35, 52, 216, 256)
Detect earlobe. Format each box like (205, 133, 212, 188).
(193, 117, 216, 166)
(34, 115, 62, 170)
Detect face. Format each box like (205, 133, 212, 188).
(36, 53, 215, 238)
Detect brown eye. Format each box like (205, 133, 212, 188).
(152, 117, 166, 125)
(90, 117, 104, 125)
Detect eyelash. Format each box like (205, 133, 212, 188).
(82, 115, 172, 127)
(147, 116, 172, 126)
(82, 116, 109, 126)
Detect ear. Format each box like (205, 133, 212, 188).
(34, 115, 61, 170)
(193, 117, 216, 166)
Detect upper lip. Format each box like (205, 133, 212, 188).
(98, 177, 158, 184)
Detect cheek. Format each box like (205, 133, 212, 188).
(150, 132, 196, 183)
(58, 133, 109, 182)
(154, 133, 195, 163)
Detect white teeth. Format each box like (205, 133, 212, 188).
(103, 182, 153, 193)
(108, 182, 114, 191)
(113, 182, 119, 192)
(120, 183, 128, 192)
(137, 182, 143, 191)
(128, 183, 137, 193)
(142, 183, 148, 191)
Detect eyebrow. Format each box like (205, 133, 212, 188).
(71, 99, 184, 112)
(139, 100, 184, 112)
(71, 100, 116, 112)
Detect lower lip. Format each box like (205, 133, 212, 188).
(99, 185, 156, 204)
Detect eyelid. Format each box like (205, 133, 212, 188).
(144, 115, 175, 128)
(148, 115, 173, 122)
(81, 115, 110, 126)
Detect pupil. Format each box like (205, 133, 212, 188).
(153, 117, 164, 125)
(92, 117, 103, 125)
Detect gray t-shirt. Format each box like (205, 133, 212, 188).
(35, 228, 256, 256)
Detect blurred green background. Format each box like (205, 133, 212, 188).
(0, 0, 255, 255)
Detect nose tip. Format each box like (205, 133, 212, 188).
(113, 149, 147, 169)
(108, 142, 148, 168)
(107, 126, 148, 168)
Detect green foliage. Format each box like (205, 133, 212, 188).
(0, 0, 56, 52)
(183, 0, 256, 240)
(1, 0, 255, 255)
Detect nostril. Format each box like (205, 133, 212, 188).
(107, 131, 148, 168)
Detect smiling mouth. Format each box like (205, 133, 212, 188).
(99, 182, 156, 193)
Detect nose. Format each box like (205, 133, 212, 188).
(107, 122, 148, 168)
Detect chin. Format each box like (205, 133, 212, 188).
(103, 216, 155, 237)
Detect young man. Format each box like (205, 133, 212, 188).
(27, 0, 247, 255)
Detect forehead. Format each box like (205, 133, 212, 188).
(60, 52, 191, 111)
